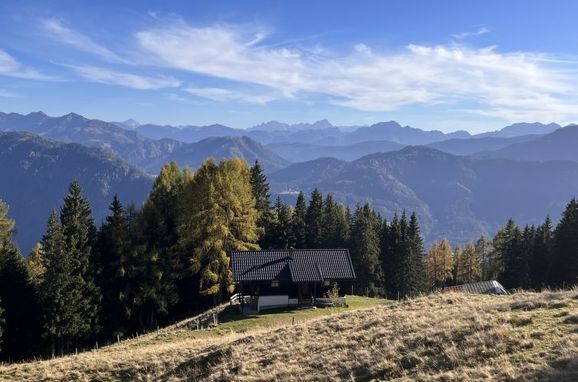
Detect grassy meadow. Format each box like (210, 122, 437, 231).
(1, 292, 577, 381)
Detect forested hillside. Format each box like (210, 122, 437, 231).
(1, 156, 577, 363)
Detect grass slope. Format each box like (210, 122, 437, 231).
(2, 292, 578, 381)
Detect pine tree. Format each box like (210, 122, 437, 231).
(349, 204, 383, 296)
(181, 158, 260, 304)
(426, 239, 453, 289)
(292, 192, 308, 248)
(305, 189, 324, 248)
(250, 160, 275, 248)
(551, 198, 578, 286)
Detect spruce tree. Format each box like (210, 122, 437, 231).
(494, 218, 524, 289)
(40, 212, 70, 356)
(292, 192, 308, 248)
(305, 188, 324, 248)
(349, 204, 383, 296)
(322, 194, 350, 248)
(407, 212, 428, 295)
(551, 198, 578, 286)
(96, 196, 130, 337)
(37, 182, 101, 354)
(250, 160, 276, 249)
(530, 216, 552, 289)
(271, 196, 295, 249)
(0, 200, 42, 360)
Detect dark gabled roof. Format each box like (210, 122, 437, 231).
(230, 249, 356, 282)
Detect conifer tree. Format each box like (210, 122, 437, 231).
(551, 198, 578, 286)
(0, 200, 42, 360)
(349, 204, 383, 296)
(128, 163, 189, 327)
(26, 243, 45, 286)
(455, 243, 482, 284)
(59, 181, 101, 343)
(493, 218, 524, 289)
(305, 188, 324, 247)
(96, 196, 131, 337)
(426, 239, 453, 289)
(475, 235, 495, 281)
(250, 160, 276, 248)
(0, 300, 4, 355)
(271, 196, 295, 249)
(181, 158, 260, 304)
(322, 194, 350, 248)
(292, 192, 308, 248)
(407, 212, 428, 295)
(40, 212, 70, 356)
(530, 216, 552, 289)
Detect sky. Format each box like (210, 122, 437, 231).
(1, 0, 578, 132)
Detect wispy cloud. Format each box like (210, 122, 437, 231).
(452, 26, 490, 40)
(40, 18, 126, 63)
(0, 49, 54, 80)
(0, 89, 21, 98)
(184, 87, 277, 104)
(135, 22, 578, 122)
(64, 64, 181, 89)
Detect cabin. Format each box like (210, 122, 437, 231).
(230, 249, 356, 313)
(443, 280, 508, 295)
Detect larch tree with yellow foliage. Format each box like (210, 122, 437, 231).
(426, 238, 453, 289)
(180, 158, 260, 304)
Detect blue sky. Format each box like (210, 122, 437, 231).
(1, 0, 578, 132)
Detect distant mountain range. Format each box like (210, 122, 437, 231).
(1, 110, 577, 250)
(270, 146, 578, 244)
(0, 112, 285, 173)
(0, 132, 153, 253)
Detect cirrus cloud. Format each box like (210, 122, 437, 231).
(134, 22, 578, 123)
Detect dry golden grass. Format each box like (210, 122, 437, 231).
(1, 291, 577, 381)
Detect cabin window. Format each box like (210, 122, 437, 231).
(323, 280, 331, 286)
(271, 280, 280, 288)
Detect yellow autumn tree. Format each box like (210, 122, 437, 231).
(426, 238, 453, 289)
(180, 158, 260, 304)
(455, 242, 482, 284)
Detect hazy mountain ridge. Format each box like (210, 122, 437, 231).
(478, 125, 578, 162)
(0, 132, 153, 253)
(0, 112, 287, 173)
(270, 146, 578, 244)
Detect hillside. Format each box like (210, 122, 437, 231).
(270, 146, 578, 243)
(2, 290, 576, 381)
(481, 125, 578, 162)
(0, 132, 153, 253)
(146, 136, 290, 173)
(0, 111, 186, 170)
